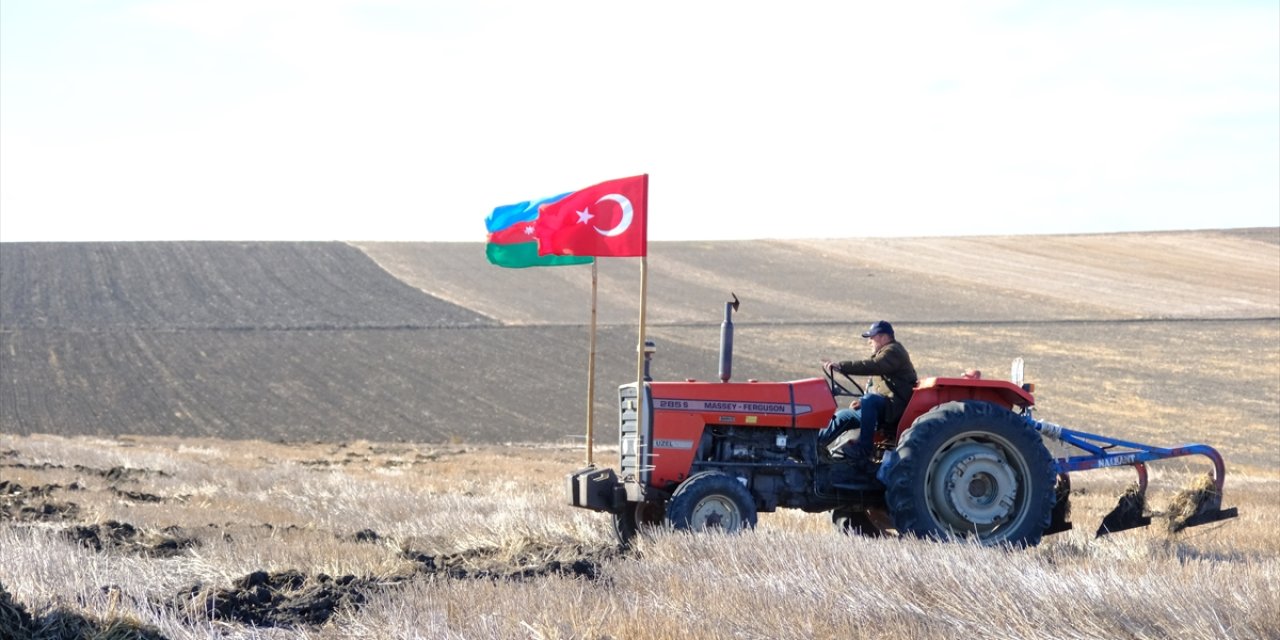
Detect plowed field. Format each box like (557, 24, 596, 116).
(2, 230, 1277, 468)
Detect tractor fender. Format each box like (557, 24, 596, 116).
(897, 377, 1035, 439)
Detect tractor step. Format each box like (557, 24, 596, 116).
(831, 481, 881, 492)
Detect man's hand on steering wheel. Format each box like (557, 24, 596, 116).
(821, 359, 865, 398)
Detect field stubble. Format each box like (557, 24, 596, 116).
(2, 434, 1277, 640)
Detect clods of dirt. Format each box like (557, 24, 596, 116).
(110, 488, 165, 503)
(0, 463, 167, 481)
(1166, 473, 1222, 533)
(62, 521, 198, 558)
(0, 480, 81, 498)
(102, 466, 149, 482)
(16, 502, 82, 522)
(1, 580, 168, 640)
(1, 580, 35, 640)
(169, 542, 615, 629)
(349, 528, 380, 543)
(400, 542, 613, 581)
(0, 481, 81, 522)
(175, 570, 380, 628)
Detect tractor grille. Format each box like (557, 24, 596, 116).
(618, 383, 647, 482)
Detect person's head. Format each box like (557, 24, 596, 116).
(861, 320, 895, 350)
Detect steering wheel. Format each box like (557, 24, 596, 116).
(822, 362, 865, 400)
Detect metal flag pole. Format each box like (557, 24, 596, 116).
(585, 259, 598, 465)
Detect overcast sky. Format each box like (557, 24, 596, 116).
(1, 1, 1277, 243)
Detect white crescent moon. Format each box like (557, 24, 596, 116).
(593, 194, 633, 237)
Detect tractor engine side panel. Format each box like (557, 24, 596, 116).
(649, 411, 704, 489)
(643, 379, 835, 498)
(690, 424, 819, 511)
(649, 378, 836, 430)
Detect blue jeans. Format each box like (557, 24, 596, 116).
(818, 394, 887, 458)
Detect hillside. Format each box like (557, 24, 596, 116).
(0, 242, 490, 329)
(1, 230, 1277, 468)
(357, 228, 1280, 326)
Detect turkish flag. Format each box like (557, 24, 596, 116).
(534, 175, 648, 257)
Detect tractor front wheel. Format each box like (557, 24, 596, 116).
(667, 471, 758, 533)
(885, 401, 1056, 546)
(612, 500, 666, 547)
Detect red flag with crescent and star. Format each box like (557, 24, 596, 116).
(533, 174, 648, 257)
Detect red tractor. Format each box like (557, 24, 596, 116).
(567, 296, 1238, 546)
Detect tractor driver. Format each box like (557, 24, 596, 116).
(819, 320, 919, 465)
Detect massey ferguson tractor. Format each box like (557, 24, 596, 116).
(567, 295, 1238, 546)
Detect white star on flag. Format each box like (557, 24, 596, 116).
(575, 208, 593, 224)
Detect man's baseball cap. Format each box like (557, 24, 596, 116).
(861, 320, 894, 338)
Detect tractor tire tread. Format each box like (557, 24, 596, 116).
(667, 471, 758, 532)
(886, 400, 1056, 546)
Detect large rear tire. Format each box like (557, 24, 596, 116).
(667, 471, 758, 533)
(885, 401, 1056, 546)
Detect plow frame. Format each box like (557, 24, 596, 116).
(1027, 417, 1239, 534)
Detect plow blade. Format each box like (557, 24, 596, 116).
(1026, 418, 1241, 538)
(1094, 478, 1240, 538)
(1095, 485, 1150, 537)
(1175, 506, 1238, 531)
(1043, 473, 1074, 535)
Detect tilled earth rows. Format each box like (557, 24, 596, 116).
(0, 446, 615, 638)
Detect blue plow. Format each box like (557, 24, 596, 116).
(1026, 417, 1240, 537)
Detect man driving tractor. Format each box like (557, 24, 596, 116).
(820, 320, 919, 467)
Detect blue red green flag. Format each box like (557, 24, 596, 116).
(485, 193, 594, 268)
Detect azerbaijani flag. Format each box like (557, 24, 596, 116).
(485, 193, 594, 268)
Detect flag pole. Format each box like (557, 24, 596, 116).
(585, 259, 598, 465)
(634, 255, 648, 473)
(633, 174, 650, 480)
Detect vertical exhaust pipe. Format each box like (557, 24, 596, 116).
(641, 339, 656, 381)
(719, 293, 739, 382)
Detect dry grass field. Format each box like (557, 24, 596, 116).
(1, 435, 1277, 639)
(1, 229, 1278, 638)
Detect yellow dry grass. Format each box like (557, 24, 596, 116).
(2, 433, 1278, 640)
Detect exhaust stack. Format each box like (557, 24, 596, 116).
(719, 293, 739, 382)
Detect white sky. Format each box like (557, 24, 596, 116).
(1, 0, 1277, 242)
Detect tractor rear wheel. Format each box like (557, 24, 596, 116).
(667, 471, 757, 533)
(885, 401, 1056, 546)
(612, 500, 666, 547)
